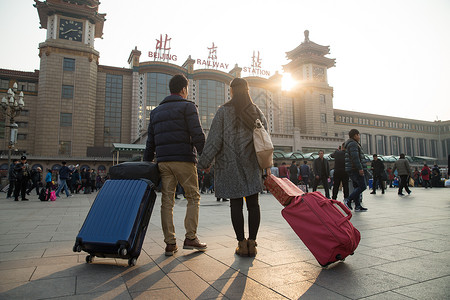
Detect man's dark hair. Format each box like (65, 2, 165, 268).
(62, 161, 67, 165)
(169, 74, 188, 94)
(292, 160, 296, 164)
(282, 162, 286, 165)
(304, 161, 307, 164)
(274, 163, 278, 167)
(318, 150, 324, 154)
(373, 154, 377, 157)
(349, 129, 360, 138)
(399, 153, 405, 159)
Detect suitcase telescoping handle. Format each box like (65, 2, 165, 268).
(317, 197, 353, 224)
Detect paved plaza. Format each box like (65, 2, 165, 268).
(0, 185, 449, 299)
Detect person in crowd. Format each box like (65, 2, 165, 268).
(312, 150, 330, 198)
(331, 144, 349, 200)
(387, 167, 394, 188)
(14, 156, 31, 201)
(431, 164, 441, 187)
(96, 173, 103, 190)
(70, 167, 81, 194)
(370, 154, 385, 194)
(202, 169, 212, 194)
(7, 159, 19, 199)
(270, 163, 280, 178)
(278, 162, 289, 179)
(55, 161, 72, 198)
(144, 74, 207, 256)
(289, 160, 298, 185)
(393, 154, 412, 195)
(45, 169, 53, 194)
(343, 129, 368, 212)
(413, 167, 420, 187)
(421, 163, 432, 189)
(90, 169, 97, 192)
(27, 167, 42, 196)
(81, 168, 91, 194)
(198, 77, 268, 257)
(197, 169, 204, 193)
(300, 161, 310, 192)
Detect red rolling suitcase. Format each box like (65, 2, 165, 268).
(73, 179, 156, 266)
(264, 174, 304, 206)
(281, 191, 360, 267)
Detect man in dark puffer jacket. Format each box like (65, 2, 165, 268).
(343, 129, 368, 212)
(144, 74, 207, 256)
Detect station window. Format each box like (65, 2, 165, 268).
(59, 141, 72, 155)
(62, 85, 74, 99)
(63, 58, 76, 71)
(320, 113, 327, 123)
(60, 113, 72, 127)
(17, 122, 28, 128)
(0, 79, 9, 89)
(319, 94, 326, 104)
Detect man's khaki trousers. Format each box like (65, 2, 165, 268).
(158, 161, 200, 244)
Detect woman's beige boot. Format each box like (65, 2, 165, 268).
(235, 238, 248, 256)
(248, 239, 257, 257)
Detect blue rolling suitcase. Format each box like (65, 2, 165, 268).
(73, 179, 156, 266)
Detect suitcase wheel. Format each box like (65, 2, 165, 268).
(118, 247, 128, 257)
(73, 244, 82, 253)
(85, 255, 94, 264)
(128, 257, 137, 267)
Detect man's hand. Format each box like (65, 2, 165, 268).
(359, 169, 364, 176)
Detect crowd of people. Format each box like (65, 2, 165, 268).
(6, 156, 107, 201)
(269, 149, 445, 201)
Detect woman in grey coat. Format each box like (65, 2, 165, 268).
(198, 78, 268, 257)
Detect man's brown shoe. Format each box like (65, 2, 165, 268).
(183, 237, 207, 251)
(165, 243, 178, 256)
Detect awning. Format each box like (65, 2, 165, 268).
(111, 143, 146, 153)
(111, 143, 146, 165)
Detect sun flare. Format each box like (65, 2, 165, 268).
(281, 73, 296, 91)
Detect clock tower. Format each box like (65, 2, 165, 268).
(283, 30, 336, 137)
(34, 0, 105, 156)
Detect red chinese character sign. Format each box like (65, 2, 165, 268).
(148, 34, 178, 62)
(208, 42, 218, 60)
(241, 50, 270, 77)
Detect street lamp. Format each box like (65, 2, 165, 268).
(1, 82, 25, 177)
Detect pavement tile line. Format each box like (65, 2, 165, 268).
(0, 188, 449, 299)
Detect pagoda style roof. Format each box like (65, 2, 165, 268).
(283, 54, 336, 73)
(34, 0, 106, 38)
(283, 30, 336, 71)
(286, 30, 331, 59)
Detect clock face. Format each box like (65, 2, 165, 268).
(313, 67, 325, 81)
(59, 18, 83, 42)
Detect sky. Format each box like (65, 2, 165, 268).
(1, 0, 450, 122)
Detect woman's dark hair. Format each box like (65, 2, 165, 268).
(226, 78, 259, 129)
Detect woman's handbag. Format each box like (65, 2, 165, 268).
(253, 119, 274, 169)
